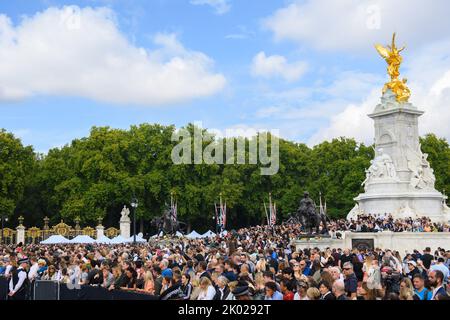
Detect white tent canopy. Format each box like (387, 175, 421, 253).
(40, 235, 71, 245)
(70, 235, 96, 244)
(151, 231, 164, 239)
(95, 235, 112, 244)
(201, 230, 216, 238)
(125, 235, 147, 243)
(110, 235, 128, 244)
(151, 231, 184, 238)
(186, 230, 202, 239)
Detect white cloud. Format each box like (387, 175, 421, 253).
(255, 71, 383, 121)
(309, 40, 450, 145)
(251, 51, 308, 82)
(0, 6, 226, 105)
(264, 0, 450, 52)
(190, 0, 231, 15)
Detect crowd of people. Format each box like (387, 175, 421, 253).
(1, 223, 449, 301)
(327, 215, 450, 237)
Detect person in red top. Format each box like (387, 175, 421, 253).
(280, 279, 295, 300)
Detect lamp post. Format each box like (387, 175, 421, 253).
(131, 197, 138, 244)
(1, 215, 8, 245)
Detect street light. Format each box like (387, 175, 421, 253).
(131, 197, 138, 244)
(1, 215, 9, 245)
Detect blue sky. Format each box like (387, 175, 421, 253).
(1, 0, 450, 153)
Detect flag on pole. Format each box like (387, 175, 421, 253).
(264, 201, 269, 226)
(267, 193, 276, 227)
(319, 192, 324, 216)
(222, 202, 227, 229)
(271, 202, 277, 226)
(171, 194, 177, 222)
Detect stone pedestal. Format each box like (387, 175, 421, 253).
(348, 90, 450, 222)
(16, 225, 25, 245)
(120, 218, 130, 238)
(96, 225, 104, 239)
(292, 237, 340, 251)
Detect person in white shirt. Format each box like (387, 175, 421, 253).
(197, 277, 216, 300)
(4, 256, 13, 278)
(28, 257, 39, 282)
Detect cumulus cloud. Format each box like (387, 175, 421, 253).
(190, 0, 231, 15)
(0, 6, 226, 105)
(309, 40, 450, 145)
(251, 51, 308, 82)
(264, 0, 450, 52)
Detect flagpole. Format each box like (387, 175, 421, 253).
(264, 201, 269, 227)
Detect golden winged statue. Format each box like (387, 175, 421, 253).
(375, 33, 411, 103)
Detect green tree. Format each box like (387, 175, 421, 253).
(0, 130, 35, 223)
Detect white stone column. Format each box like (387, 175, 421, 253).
(96, 225, 104, 239)
(16, 225, 25, 245)
(120, 217, 131, 238)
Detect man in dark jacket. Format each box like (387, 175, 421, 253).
(342, 262, 357, 299)
(213, 276, 231, 300)
(332, 280, 348, 300)
(429, 270, 448, 300)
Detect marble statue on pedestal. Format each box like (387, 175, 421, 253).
(120, 205, 131, 238)
(347, 33, 450, 223)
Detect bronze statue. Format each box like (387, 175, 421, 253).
(297, 192, 328, 235)
(151, 202, 186, 236)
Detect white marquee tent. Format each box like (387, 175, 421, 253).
(110, 235, 129, 244)
(125, 235, 147, 243)
(186, 231, 202, 239)
(40, 235, 71, 245)
(95, 235, 112, 244)
(70, 235, 96, 244)
(201, 230, 216, 238)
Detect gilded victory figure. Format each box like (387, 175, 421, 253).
(375, 33, 411, 103)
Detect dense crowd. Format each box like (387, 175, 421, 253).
(327, 215, 450, 237)
(1, 223, 449, 301)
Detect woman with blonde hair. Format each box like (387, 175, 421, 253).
(399, 278, 414, 300)
(189, 277, 201, 300)
(362, 255, 373, 283)
(197, 276, 216, 300)
(255, 258, 267, 273)
(306, 287, 320, 300)
(136, 270, 155, 295)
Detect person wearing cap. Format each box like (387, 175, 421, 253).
(405, 260, 421, 280)
(232, 283, 252, 300)
(8, 258, 30, 300)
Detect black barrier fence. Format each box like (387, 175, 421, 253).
(0, 276, 8, 300)
(0, 277, 158, 301)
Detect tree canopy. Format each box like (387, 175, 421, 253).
(3, 125, 449, 234)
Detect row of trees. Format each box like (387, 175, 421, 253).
(1, 125, 449, 233)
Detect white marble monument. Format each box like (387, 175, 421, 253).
(120, 205, 131, 238)
(347, 35, 450, 223)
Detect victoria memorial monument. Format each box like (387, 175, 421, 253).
(347, 34, 450, 223)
